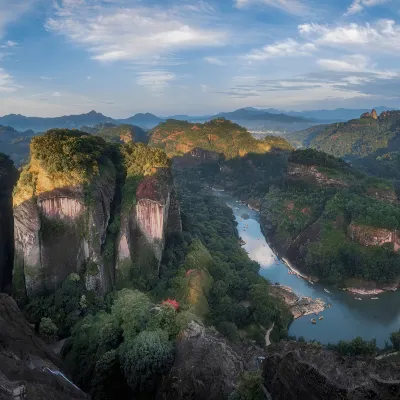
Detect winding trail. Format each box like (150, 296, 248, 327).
(265, 322, 275, 347)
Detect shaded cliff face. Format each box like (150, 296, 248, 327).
(157, 321, 244, 400)
(263, 342, 400, 400)
(14, 169, 117, 299)
(13, 130, 117, 300)
(0, 154, 18, 293)
(0, 293, 87, 400)
(117, 172, 182, 281)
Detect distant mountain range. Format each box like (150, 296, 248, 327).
(0, 108, 315, 134)
(0, 106, 395, 134)
(263, 106, 394, 123)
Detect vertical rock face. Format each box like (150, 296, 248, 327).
(348, 223, 400, 251)
(0, 155, 18, 293)
(13, 168, 117, 300)
(117, 173, 182, 276)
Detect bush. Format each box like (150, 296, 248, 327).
(119, 329, 174, 392)
(39, 317, 58, 341)
(390, 330, 400, 351)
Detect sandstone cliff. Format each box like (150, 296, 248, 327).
(13, 130, 118, 300)
(0, 154, 17, 293)
(0, 293, 86, 400)
(263, 341, 400, 399)
(117, 171, 182, 280)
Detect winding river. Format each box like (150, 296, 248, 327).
(215, 191, 400, 347)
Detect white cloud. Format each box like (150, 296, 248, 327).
(244, 39, 316, 60)
(0, 40, 17, 49)
(317, 54, 398, 78)
(52, 91, 62, 97)
(299, 19, 400, 51)
(204, 56, 225, 65)
(345, 0, 390, 16)
(235, 0, 309, 15)
(136, 70, 176, 92)
(0, 68, 19, 93)
(40, 76, 56, 80)
(46, 0, 227, 63)
(0, 0, 34, 39)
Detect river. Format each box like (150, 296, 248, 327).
(215, 191, 400, 347)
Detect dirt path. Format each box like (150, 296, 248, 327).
(265, 322, 275, 347)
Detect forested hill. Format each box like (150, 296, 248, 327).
(286, 109, 400, 159)
(80, 122, 149, 144)
(149, 118, 293, 159)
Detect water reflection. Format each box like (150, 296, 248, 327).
(216, 191, 400, 346)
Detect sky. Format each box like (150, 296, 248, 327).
(0, 0, 400, 117)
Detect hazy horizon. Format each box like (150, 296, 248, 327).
(1, 0, 400, 117)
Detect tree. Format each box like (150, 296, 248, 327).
(119, 329, 174, 393)
(111, 289, 151, 338)
(39, 317, 58, 341)
(233, 371, 264, 400)
(390, 330, 400, 350)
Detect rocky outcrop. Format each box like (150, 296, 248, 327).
(269, 285, 326, 319)
(348, 223, 400, 251)
(0, 155, 17, 293)
(361, 109, 378, 120)
(13, 166, 117, 300)
(366, 187, 398, 204)
(287, 163, 348, 187)
(0, 293, 87, 400)
(117, 172, 182, 278)
(157, 321, 244, 400)
(263, 341, 400, 399)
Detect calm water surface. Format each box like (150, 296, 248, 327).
(215, 191, 400, 347)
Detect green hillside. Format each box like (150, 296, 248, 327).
(149, 118, 293, 159)
(286, 110, 400, 159)
(81, 123, 149, 144)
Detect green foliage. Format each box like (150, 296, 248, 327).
(328, 337, 377, 356)
(119, 329, 174, 392)
(120, 142, 170, 212)
(81, 123, 148, 144)
(287, 111, 400, 159)
(150, 118, 292, 159)
(111, 289, 151, 339)
(232, 371, 264, 400)
(63, 287, 183, 399)
(39, 317, 58, 341)
(217, 321, 240, 342)
(24, 275, 105, 337)
(172, 171, 292, 341)
(31, 129, 111, 179)
(390, 330, 400, 350)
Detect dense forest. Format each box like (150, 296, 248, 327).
(188, 147, 400, 287)
(81, 122, 149, 144)
(150, 118, 293, 159)
(16, 128, 292, 399)
(286, 110, 400, 160)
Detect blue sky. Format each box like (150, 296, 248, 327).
(0, 0, 400, 117)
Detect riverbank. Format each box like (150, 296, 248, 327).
(215, 190, 400, 347)
(269, 285, 326, 319)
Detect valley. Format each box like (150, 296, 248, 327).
(218, 191, 400, 347)
(0, 115, 399, 399)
